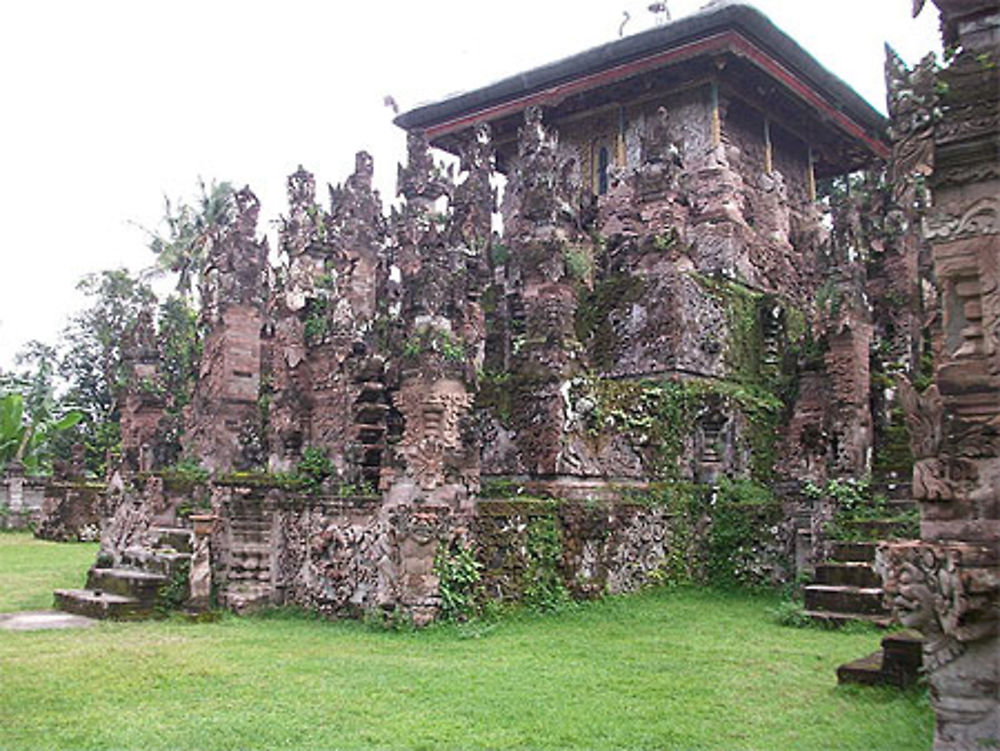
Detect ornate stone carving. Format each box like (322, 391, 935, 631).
(393, 379, 475, 492)
(878, 540, 999, 745)
(925, 196, 1000, 241)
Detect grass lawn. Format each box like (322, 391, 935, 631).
(0, 531, 99, 612)
(0, 532, 932, 750)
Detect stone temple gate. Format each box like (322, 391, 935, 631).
(46, 3, 996, 746)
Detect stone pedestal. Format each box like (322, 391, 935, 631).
(188, 514, 216, 612)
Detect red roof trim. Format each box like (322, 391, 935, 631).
(425, 30, 888, 160)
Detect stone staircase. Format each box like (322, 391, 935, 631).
(804, 483, 917, 627)
(219, 506, 274, 612)
(837, 629, 924, 688)
(54, 526, 193, 620)
(799, 482, 926, 687)
(804, 540, 894, 627)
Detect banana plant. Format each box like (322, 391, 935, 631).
(0, 392, 83, 475)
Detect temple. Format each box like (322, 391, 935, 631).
(33, 2, 996, 747)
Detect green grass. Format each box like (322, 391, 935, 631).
(0, 533, 932, 750)
(0, 531, 98, 611)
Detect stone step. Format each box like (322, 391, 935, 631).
(230, 520, 271, 532)
(230, 542, 270, 555)
(149, 526, 194, 553)
(86, 567, 168, 602)
(803, 610, 895, 628)
(222, 582, 273, 613)
(357, 427, 384, 444)
(356, 404, 389, 423)
(837, 650, 886, 685)
(54, 588, 149, 620)
(837, 629, 924, 688)
(840, 518, 917, 540)
(120, 546, 192, 575)
(829, 541, 878, 563)
(881, 629, 924, 687)
(804, 584, 889, 616)
(814, 562, 882, 588)
(356, 382, 386, 400)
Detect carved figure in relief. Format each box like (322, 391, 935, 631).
(394, 379, 474, 491)
(878, 541, 999, 746)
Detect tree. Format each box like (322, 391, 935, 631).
(0, 391, 82, 475)
(157, 294, 201, 413)
(144, 178, 236, 296)
(58, 269, 157, 475)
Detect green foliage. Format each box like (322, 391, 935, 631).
(650, 229, 679, 252)
(692, 273, 766, 386)
(628, 480, 783, 590)
(434, 542, 483, 622)
(522, 515, 572, 612)
(402, 329, 465, 363)
(157, 295, 201, 413)
(563, 245, 592, 281)
(296, 446, 334, 493)
(154, 558, 191, 618)
(769, 597, 814, 628)
(439, 332, 465, 362)
(807, 478, 920, 542)
(58, 269, 158, 475)
(579, 376, 780, 482)
(160, 457, 210, 486)
(0, 390, 83, 475)
(816, 280, 844, 319)
(142, 177, 236, 295)
(574, 273, 646, 369)
(489, 243, 510, 267)
(303, 297, 329, 346)
(704, 478, 782, 589)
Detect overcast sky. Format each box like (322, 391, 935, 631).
(0, 0, 940, 370)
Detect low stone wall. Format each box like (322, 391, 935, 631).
(35, 482, 104, 541)
(1, 474, 50, 530)
(474, 489, 792, 606)
(209, 481, 793, 618)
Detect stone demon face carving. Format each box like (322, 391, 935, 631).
(883, 557, 936, 629)
(879, 541, 999, 646)
(394, 379, 474, 491)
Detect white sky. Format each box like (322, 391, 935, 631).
(0, 0, 940, 370)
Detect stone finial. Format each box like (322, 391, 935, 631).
(287, 165, 316, 209)
(397, 131, 451, 205)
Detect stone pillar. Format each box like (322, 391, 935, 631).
(880, 3, 1000, 749)
(269, 156, 388, 479)
(502, 106, 589, 476)
(187, 514, 216, 612)
(118, 307, 167, 475)
(183, 187, 269, 473)
(5, 461, 24, 512)
(377, 129, 491, 624)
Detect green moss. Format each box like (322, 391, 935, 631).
(574, 273, 647, 370)
(303, 297, 329, 346)
(691, 273, 765, 386)
(477, 372, 555, 429)
(872, 406, 914, 478)
(563, 244, 592, 281)
(578, 375, 781, 483)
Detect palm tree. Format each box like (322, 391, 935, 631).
(143, 178, 236, 296)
